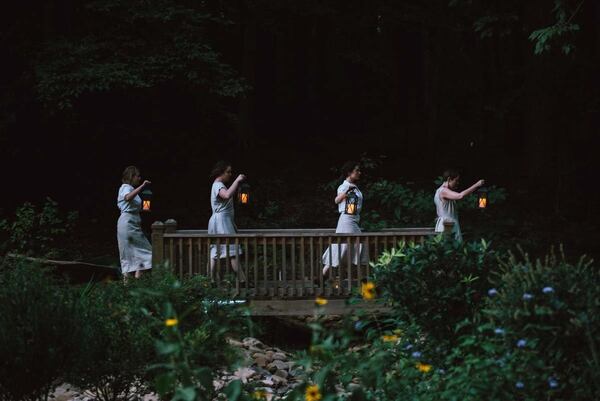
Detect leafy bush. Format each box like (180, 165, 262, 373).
(480, 247, 600, 400)
(0, 198, 78, 258)
(281, 244, 599, 401)
(69, 265, 244, 401)
(373, 237, 496, 346)
(0, 258, 83, 401)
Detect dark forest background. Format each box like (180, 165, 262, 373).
(1, 0, 599, 261)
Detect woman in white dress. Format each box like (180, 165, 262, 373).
(117, 166, 153, 279)
(434, 169, 485, 241)
(208, 161, 246, 281)
(322, 161, 368, 276)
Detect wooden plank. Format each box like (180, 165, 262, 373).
(188, 238, 193, 277)
(178, 238, 183, 279)
(299, 237, 305, 297)
(247, 299, 391, 316)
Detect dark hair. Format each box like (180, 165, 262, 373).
(341, 161, 360, 179)
(122, 166, 140, 185)
(443, 169, 460, 181)
(210, 160, 231, 180)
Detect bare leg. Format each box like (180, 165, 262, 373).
(135, 269, 144, 279)
(209, 258, 217, 281)
(322, 265, 330, 276)
(122, 272, 129, 284)
(230, 258, 246, 283)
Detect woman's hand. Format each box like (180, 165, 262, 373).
(476, 179, 485, 187)
(141, 180, 151, 187)
(235, 174, 246, 183)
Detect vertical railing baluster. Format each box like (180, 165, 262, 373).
(299, 237, 305, 297)
(357, 235, 363, 285)
(252, 236, 258, 296)
(274, 237, 279, 296)
(319, 236, 324, 296)
(188, 238, 193, 277)
(168, 238, 174, 271)
(262, 237, 268, 296)
(244, 237, 250, 295)
(336, 236, 342, 296)
(178, 238, 183, 279)
(234, 238, 240, 296)
(346, 235, 352, 295)
(309, 237, 315, 296)
(281, 237, 287, 298)
(326, 236, 333, 297)
(225, 238, 231, 288)
(290, 237, 296, 297)
(216, 237, 221, 287)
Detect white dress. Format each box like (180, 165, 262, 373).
(434, 185, 462, 241)
(322, 180, 369, 267)
(117, 184, 153, 273)
(208, 181, 243, 259)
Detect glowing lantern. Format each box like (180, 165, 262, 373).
(477, 187, 488, 210)
(238, 183, 250, 205)
(345, 189, 358, 215)
(140, 187, 153, 212)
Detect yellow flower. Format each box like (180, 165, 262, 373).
(165, 318, 178, 327)
(361, 281, 376, 300)
(252, 390, 267, 400)
(416, 362, 432, 373)
(315, 296, 328, 306)
(381, 334, 399, 343)
(305, 384, 322, 401)
(393, 328, 403, 336)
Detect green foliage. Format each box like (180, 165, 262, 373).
(69, 266, 243, 400)
(282, 243, 599, 401)
(35, 0, 248, 109)
(481, 247, 600, 399)
(0, 198, 78, 258)
(373, 238, 496, 345)
(0, 259, 83, 401)
(529, 0, 583, 55)
(129, 268, 247, 400)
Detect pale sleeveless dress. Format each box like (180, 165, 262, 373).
(434, 185, 462, 241)
(208, 181, 243, 259)
(116, 184, 153, 273)
(322, 180, 369, 267)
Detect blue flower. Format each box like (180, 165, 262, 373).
(548, 378, 558, 389)
(516, 339, 527, 348)
(494, 328, 505, 335)
(516, 381, 525, 389)
(411, 351, 422, 359)
(354, 321, 364, 331)
(437, 369, 446, 375)
(488, 288, 498, 297)
(522, 293, 534, 301)
(543, 287, 555, 294)
(404, 344, 413, 351)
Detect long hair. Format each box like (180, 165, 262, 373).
(442, 168, 460, 182)
(340, 161, 359, 180)
(210, 160, 231, 181)
(122, 166, 140, 185)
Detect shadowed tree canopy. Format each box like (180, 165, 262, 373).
(0, 0, 598, 254)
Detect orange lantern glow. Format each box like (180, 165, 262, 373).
(140, 188, 152, 212)
(238, 184, 250, 205)
(477, 187, 488, 210)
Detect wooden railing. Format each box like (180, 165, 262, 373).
(151, 220, 454, 300)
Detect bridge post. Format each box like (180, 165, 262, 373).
(151, 221, 166, 267)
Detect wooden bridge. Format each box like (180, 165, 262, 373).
(151, 219, 454, 315)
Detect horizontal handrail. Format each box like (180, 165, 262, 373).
(163, 231, 435, 239)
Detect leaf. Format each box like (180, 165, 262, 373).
(173, 387, 197, 401)
(224, 380, 242, 401)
